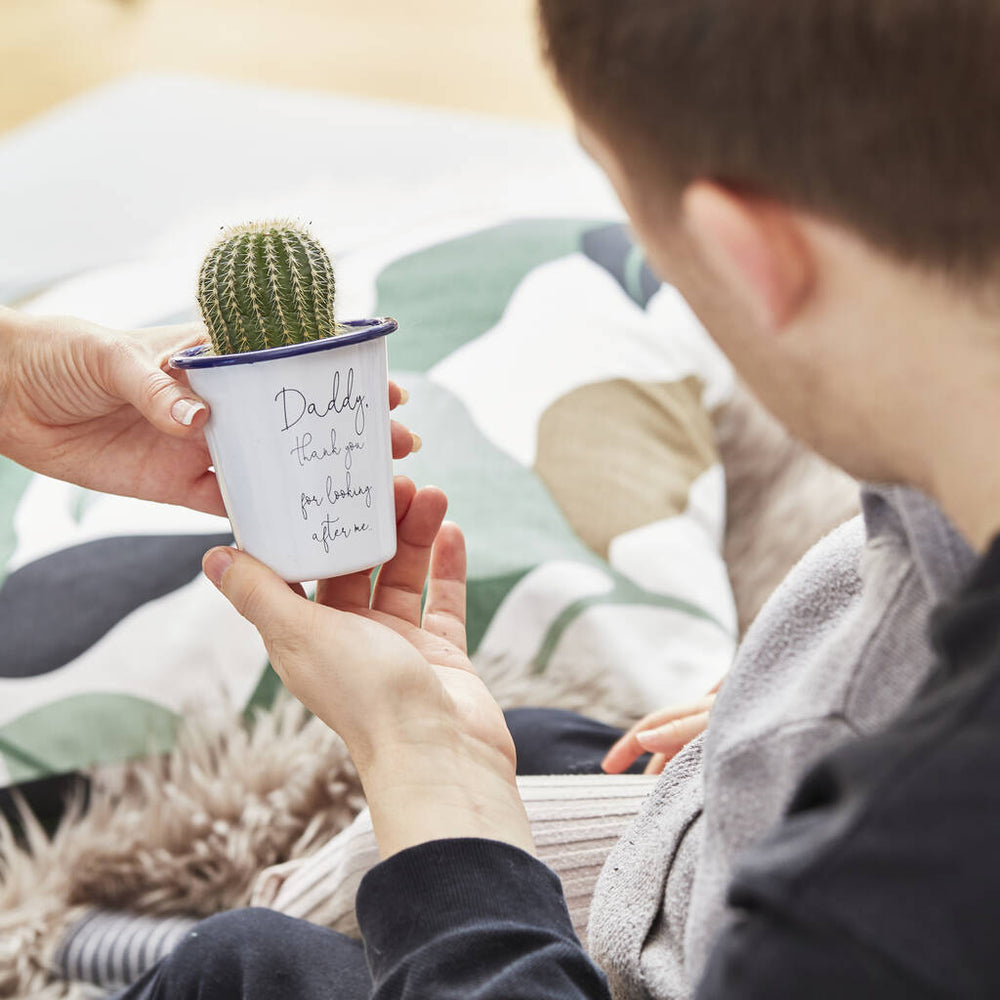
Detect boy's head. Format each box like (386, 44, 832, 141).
(538, 0, 1000, 502)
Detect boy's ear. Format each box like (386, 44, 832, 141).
(681, 181, 814, 331)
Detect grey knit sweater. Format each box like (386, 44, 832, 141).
(587, 485, 975, 1000)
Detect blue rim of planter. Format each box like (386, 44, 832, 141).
(169, 317, 397, 370)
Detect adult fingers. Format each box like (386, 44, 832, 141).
(370, 486, 448, 625)
(144, 323, 211, 404)
(106, 335, 209, 436)
(601, 696, 716, 774)
(316, 477, 417, 610)
(421, 521, 468, 653)
(387, 380, 415, 456)
(391, 420, 421, 459)
(180, 468, 227, 517)
(203, 547, 316, 658)
(388, 382, 409, 410)
(140, 321, 209, 359)
(634, 710, 712, 762)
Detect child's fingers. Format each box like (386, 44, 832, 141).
(634, 710, 712, 761)
(602, 697, 715, 774)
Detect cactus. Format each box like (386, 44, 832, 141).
(197, 221, 338, 355)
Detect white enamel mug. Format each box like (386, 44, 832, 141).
(171, 318, 398, 583)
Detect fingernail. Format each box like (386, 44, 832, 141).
(171, 398, 206, 427)
(635, 729, 659, 749)
(398, 387, 410, 405)
(410, 432, 422, 453)
(203, 547, 235, 588)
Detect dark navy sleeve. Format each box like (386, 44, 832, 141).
(356, 838, 612, 1000)
(696, 558, 1000, 1000)
(695, 907, 940, 1000)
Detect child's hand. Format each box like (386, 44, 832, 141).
(602, 686, 721, 775)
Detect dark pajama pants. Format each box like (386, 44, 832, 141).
(115, 707, 647, 1000)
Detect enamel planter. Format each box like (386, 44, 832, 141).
(171, 318, 398, 583)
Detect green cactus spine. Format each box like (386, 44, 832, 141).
(197, 221, 337, 355)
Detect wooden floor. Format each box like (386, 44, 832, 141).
(0, 0, 568, 136)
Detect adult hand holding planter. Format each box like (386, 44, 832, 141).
(0, 308, 222, 513)
(0, 306, 417, 516)
(202, 477, 535, 860)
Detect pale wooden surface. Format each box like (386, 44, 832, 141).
(0, 0, 568, 136)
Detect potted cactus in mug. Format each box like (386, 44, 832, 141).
(171, 221, 398, 582)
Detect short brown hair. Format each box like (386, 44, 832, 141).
(538, 0, 1000, 278)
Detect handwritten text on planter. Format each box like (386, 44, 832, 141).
(276, 367, 375, 553)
